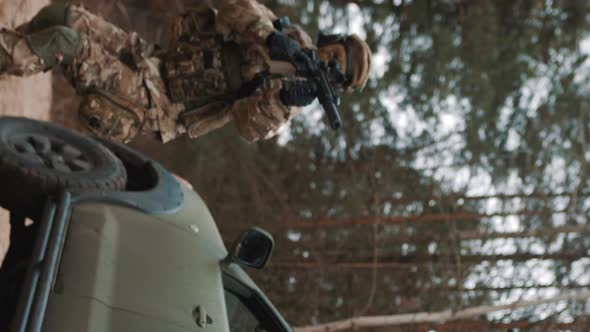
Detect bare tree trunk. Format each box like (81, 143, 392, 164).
(409, 283, 590, 293)
(273, 251, 587, 269)
(415, 318, 590, 332)
(293, 290, 590, 332)
(287, 209, 566, 229)
(457, 224, 590, 240)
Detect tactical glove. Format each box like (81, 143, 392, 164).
(267, 31, 301, 61)
(267, 32, 313, 76)
(280, 79, 318, 107)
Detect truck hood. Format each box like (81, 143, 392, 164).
(43, 186, 231, 332)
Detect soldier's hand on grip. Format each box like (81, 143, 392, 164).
(266, 31, 313, 76)
(279, 79, 318, 107)
(267, 31, 301, 62)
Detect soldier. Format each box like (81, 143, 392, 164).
(0, 1, 371, 144)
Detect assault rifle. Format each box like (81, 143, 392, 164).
(294, 49, 343, 130)
(273, 16, 342, 130)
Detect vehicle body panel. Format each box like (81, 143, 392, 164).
(0, 119, 293, 332)
(43, 186, 231, 332)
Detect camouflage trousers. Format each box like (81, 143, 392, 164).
(0, 4, 184, 143)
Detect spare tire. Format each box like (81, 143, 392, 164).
(0, 117, 127, 214)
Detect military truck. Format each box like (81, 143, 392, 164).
(0, 117, 291, 332)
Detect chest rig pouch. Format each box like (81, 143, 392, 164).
(161, 10, 242, 109)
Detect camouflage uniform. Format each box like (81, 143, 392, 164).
(0, 1, 313, 143)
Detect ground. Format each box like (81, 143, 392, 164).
(0, 0, 52, 266)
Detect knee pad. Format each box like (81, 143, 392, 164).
(26, 26, 82, 70)
(28, 3, 71, 33)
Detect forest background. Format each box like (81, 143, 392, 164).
(3, 0, 590, 331)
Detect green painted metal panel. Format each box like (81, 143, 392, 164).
(43, 187, 230, 332)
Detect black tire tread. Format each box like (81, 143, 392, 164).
(0, 117, 127, 215)
(0, 142, 125, 192)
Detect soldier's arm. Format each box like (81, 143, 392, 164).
(20, 3, 154, 61)
(229, 78, 299, 142)
(215, 0, 277, 45)
(67, 4, 154, 61)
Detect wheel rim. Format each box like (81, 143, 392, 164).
(8, 134, 92, 173)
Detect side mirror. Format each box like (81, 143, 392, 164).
(228, 227, 274, 269)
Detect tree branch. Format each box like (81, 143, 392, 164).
(294, 289, 590, 332)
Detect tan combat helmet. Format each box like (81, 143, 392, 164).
(317, 32, 372, 91)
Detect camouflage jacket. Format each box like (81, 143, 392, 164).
(161, 0, 315, 142)
(1, 1, 314, 143)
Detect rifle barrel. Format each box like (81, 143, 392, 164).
(317, 75, 342, 130)
(308, 50, 342, 130)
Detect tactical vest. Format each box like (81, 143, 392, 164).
(160, 11, 243, 111)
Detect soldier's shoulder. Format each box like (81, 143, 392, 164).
(173, 7, 217, 39)
(283, 25, 314, 49)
